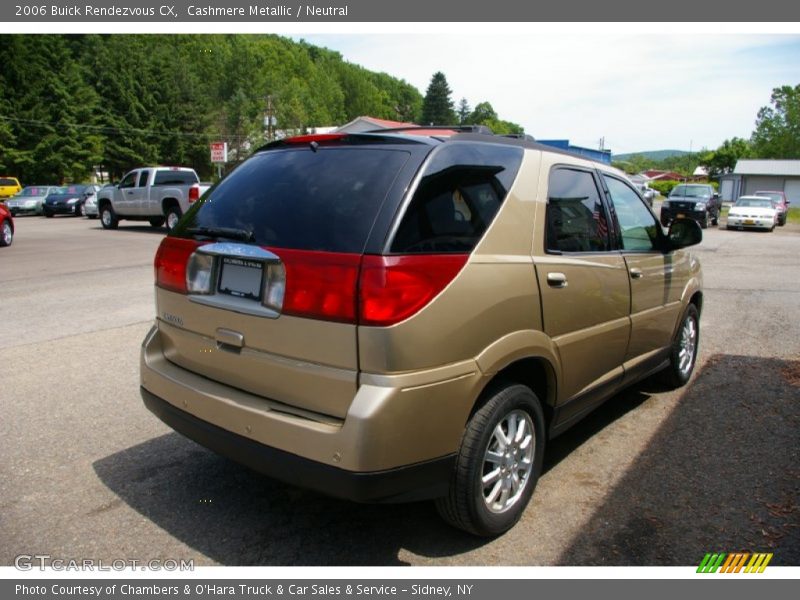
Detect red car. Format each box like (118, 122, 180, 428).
(0, 202, 14, 246)
(754, 190, 790, 226)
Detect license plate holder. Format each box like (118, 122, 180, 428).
(218, 257, 263, 300)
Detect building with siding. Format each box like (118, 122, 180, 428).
(719, 159, 800, 203)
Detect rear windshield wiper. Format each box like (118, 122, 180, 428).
(186, 226, 256, 243)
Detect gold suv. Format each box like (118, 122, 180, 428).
(140, 129, 703, 536)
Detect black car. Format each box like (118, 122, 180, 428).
(43, 184, 101, 217)
(660, 183, 720, 229)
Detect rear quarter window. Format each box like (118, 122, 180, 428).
(390, 143, 523, 253)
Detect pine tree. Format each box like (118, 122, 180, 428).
(421, 72, 456, 126)
(457, 98, 471, 124)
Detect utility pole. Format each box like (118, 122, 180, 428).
(599, 137, 605, 151)
(264, 95, 275, 141)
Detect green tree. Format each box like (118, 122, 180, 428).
(421, 72, 456, 125)
(456, 98, 471, 124)
(751, 84, 800, 158)
(698, 137, 752, 177)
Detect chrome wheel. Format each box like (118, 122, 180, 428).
(1, 222, 12, 246)
(677, 314, 697, 378)
(166, 210, 180, 230)
(481, 409, 535, 514)
(101, 209, 111, 227)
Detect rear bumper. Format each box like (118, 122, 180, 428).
(141, 386, 454, 503)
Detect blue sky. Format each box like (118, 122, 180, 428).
(295, 34, 800, 154)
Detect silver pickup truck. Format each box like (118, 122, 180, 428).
(97, 167, 210, 231)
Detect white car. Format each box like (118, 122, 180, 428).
(83, 184, 110, 219)
(726, 196, 778, 231)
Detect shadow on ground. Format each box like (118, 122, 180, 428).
(93, 355, 799, 565)
(558, 354, 800, 565)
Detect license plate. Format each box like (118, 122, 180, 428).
(218, 257, 263, 300)
(744, 219, 755, 225)
(676, 213, 685, 219)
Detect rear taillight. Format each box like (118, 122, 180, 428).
(358, 254, 468, 326)
(188, 184, 200, 203)
(277, 249, 361, 323)
(154, 237, 204, 293)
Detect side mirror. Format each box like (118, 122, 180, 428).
(667, 219, 702, 250)
(713, 192, 720, 199)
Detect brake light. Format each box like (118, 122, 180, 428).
(358, 254, 468, 326)
(188, 184, 201, 203)
(154, 237, 205, 293)
(284, 133, 346, 144)
(276, 249, 361, 323)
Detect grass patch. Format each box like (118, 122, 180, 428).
(786, 207, 800, 225)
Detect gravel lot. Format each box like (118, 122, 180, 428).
(1, 215, 798, 566)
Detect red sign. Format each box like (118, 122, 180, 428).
(210, 142, 227, 164)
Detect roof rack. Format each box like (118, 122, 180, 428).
(363, 124, 495, 135)
(501, 133, 536, 142)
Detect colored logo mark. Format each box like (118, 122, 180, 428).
(697, 552, 773, 573)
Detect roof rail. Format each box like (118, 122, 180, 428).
(363, 124, 495, 135)
(501, 133, 536, 142)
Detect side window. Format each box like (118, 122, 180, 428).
(137, 170, 150, 188)
(391, 143, 523, 253)
(603, 175, 660, 251)
(546, 168, 610, 253)
(118, 172, 137, 189)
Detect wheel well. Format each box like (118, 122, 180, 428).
(690, 291, 703, 315)
(162, 198, 180, 214)
(98, 199, 111, 209)
(474, 357, 557, 428)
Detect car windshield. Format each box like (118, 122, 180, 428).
(670, 185, 710, 198)
(53, 185, 85, 195)
(735, 198, 774, 209)
(18, 187, 49, 196)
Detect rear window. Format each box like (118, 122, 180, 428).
(0, 178, 18, 186)
(390, 143, 523, 253)
(177, 147, 410, 253)
(153, 170, 198, 186)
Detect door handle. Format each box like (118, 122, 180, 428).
(547, 272, 568, 288)
(630, 268, 643, 279)
(127, 190, 134, 195)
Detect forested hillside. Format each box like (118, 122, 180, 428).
(0, 35, 423, 182)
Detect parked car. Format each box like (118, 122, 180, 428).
(660, 183, 720, 229)
(0, 177, 22, 199)
(140, 129, 704, 536)
(0, 202, 14, 246)
(81, 184, 108, 219)
(726, 196, 778, 231)
(96, 167, 210, 231)
(43, 184, 102, 217)
(4, 185, 57, 216)
(753, 190, 790, 226)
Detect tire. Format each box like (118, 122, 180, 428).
(44, 210, 53, 218)
(700, 212, 709, 229)
(436, 383, 545, 537)
(74, 203, 83, 217)
(661, 303, 700, 389)
(99, 204, 119, 230)
(149, 216, 166, 228)
(165, 206, 182, 232)
(712, 212, 719, 226)
(0, 220, 12, 247)
(87, 214, 98, 220)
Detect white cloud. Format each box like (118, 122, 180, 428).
(298, 33, 800, 153)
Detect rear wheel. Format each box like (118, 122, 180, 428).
(700, 212, 709, 229)
(165, 206, 182, 232)
(436, 383, 545, 536)
(99, 204, 119, 229)
(0, 220, 12, 246)
(662, 303, 700, 388)
(149, 216, 166, 228)
(44, 210, 53, 218)
(74, 203, 83, 217)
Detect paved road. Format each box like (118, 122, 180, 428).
(1, 215, 798, 566)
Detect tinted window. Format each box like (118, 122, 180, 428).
(546, 169, 610, 252)
(390, 143, 523, 253)
(118, 172, 137, 189)
(178, 147, 410, 253)
(603, 175, 660, 251)
(153, 170, 198, 186)
(137, 170, 150, 187)
(0, 178, 17, 186)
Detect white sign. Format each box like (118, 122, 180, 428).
(210, 142, 228, 164)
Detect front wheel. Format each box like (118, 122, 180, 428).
(700, 212, 709, 229)
(662, 303, 700, 388)
(99, 205, 119, 229)
(436, 383, 545, 536)
(0, 220, 12, 246)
